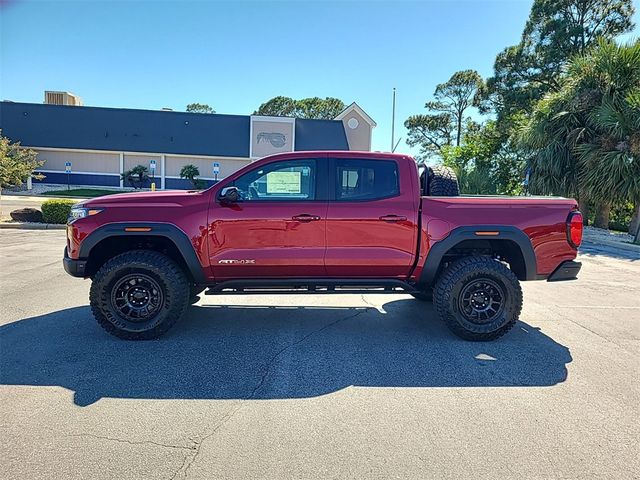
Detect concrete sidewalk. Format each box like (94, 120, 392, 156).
(583, 226, 639, 254)
(0, 222, 66, 230)
(1, 195, 88, 202)
(0, 195, 87, 219)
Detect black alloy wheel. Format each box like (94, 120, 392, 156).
(458, 278, 505, 324)
(111, 273, 164, 322)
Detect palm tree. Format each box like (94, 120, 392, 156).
(520, 39, 640, 231)
(574, 41, 640, 233)
(518, 92, 585, 205)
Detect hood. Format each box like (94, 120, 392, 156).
(81, 189, 206, 208)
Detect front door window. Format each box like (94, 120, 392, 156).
(233, 160, 316, 201)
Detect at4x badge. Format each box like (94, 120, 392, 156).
(218, 259, 256, 264)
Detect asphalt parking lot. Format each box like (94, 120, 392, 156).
(1, 229, 638, 479)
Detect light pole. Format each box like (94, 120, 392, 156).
(391, 87, 396, 152)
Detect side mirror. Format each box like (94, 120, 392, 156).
(218, 186, 239, 204)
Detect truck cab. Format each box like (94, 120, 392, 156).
(209, 151, 420, 280)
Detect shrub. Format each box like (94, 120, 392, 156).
(192, 178, 207, 189)
(0, 131, 45, 189)
(609, 201, 635, 232)
(10, 207, 43, 223)
(179, 164, 206, 189)
(586, 201, 635, 232)
(121, 165, 149, 189)
(41, 199, 76, 224)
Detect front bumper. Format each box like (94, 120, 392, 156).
(547, 260, 581, 281)
(63, 248, 87, 278)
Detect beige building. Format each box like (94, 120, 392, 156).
(336, 102, 377, 151)
(0, 99, 376, 189)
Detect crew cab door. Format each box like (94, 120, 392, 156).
(324, 156, 419, 277)
(208, 156, 327, 279)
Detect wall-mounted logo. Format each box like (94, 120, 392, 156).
(257, 132, 287, 148)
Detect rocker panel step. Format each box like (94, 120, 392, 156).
(205, 278, 418, 295)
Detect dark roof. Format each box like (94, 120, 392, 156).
(294, 118, 349, 151)
(0, 102, 250, 157)
(0, 102, 349, 157)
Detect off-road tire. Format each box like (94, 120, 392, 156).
(428, 166, 460, 196)
(411, 288, 433, 302)
(89, 250, 190, 340)
(434, 256, 522, 341)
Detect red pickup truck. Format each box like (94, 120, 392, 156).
(63, 151, 583, 341)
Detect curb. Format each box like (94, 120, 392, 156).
(582, 238, 640, 254)
(0, 195, 88, 202)
(0, 222, 66, 230)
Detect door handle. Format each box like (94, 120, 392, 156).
(379, 215, 407, 222)
(292, 214, 321, 222)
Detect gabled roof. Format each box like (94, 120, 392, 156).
(335, 102, 377, 127)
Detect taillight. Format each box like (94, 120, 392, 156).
(567, 211, 583, 248)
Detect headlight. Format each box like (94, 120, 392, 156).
(69, 207, 103, 222)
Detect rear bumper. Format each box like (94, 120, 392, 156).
(547, 260, 581, 281)
(63, 248, 87, 278)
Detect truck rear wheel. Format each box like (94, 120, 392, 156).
(434, 256, 522, 341)
(428, 166, 460, 196)
(89, 250, 190, 340)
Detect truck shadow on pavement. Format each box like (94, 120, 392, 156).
(0, 299, 572, 406)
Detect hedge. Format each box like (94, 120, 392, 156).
(41, 199, 76, 224)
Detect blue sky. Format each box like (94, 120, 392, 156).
(1, 0, 638, 155)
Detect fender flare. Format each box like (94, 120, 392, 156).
(419, 225, 538, 286)
(78, 222, 207, 284)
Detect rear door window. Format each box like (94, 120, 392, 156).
(334, 159, 399, 201)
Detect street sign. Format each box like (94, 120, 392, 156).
(149, 160, 157, 191)
(65, 162, 72, 191)
(213, 162, 220, 181)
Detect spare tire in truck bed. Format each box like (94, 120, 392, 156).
(428, 166, 460, 196)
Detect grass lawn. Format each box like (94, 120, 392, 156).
(42, 188, 126, 198)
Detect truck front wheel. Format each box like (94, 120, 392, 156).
(89, 250, 190, 340)
(434, 256, 522, 341)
